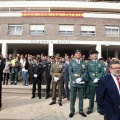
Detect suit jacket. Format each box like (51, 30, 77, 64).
(68, 59, 87, 88)
(97, 74, 120, 120)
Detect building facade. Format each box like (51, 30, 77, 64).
(0, 1, 120, 59)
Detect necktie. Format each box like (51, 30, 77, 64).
(77, 60, 80, 64)
(116, 77, 120, 90)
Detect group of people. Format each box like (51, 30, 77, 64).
(0, 50, 120, 120)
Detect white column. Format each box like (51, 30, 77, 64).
(13, 48, 18, 55)
(115, 50, 119, 58)
(48, 43, 53, 56)
(96, 44, 101, 59)
(1, 43, 8, 57)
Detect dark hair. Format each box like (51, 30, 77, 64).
(109, 60, 120, 68)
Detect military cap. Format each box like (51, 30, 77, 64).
(35, 57, 39, 60)
(74, 49, 81, 54)
(55, 53, 61, 58)
(90, 50, 99, 54)
(50, 56, 55, 59)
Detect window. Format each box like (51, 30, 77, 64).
(80, 25, 95, 36)
(8, 25, 23, 35)
(59, 25, 74, 36)
(30, 25, 44, 35)
(105, 26, 119, 37)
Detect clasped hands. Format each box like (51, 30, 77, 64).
(74, 78, 85, 84)
(93, 78, 99, 83)
(54, 77, 59, 82)
(34, 74, 38, 78)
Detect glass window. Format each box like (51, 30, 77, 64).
(59, 25, 74, 36)
(8, 25, 23, 35)
(30, 25, 44, 35)
(80, 25, 95, 36)
(105, 26, 119, 37)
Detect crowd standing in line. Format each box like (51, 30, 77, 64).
(0, 51, 120, 120)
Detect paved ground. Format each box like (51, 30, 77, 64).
(0, 95, 104, 120)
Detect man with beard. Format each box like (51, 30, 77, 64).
(97, 60, 120, 120)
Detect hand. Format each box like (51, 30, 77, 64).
(77, 81, 85, 84)
(93, 78, 99, 83)
(54, 77, 59, 82)
(34, 74, 38, 78)
(75, 78, 82, 83)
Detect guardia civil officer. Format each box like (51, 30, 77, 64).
(68, 50, 87, 118)
(86, 50, 104, 115)
(31, 57, 43, 99)
(0, 54, 5, 111)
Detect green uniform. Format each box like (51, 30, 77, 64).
(50, 62, 64, 103)
(87, 60, 104, 112)
(68, 59, 87, 113)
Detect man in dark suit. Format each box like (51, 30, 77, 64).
(31, 57, 43, 99)
(0, 54, 5, 111)
(45, 56, 55, 99)
(97, 60, 120, 120)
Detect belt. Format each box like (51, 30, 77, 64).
(92, 73, 99, 76)
(54, 73, 61, 75)
(74, 74, 82, 77)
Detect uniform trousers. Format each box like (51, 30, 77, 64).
(46, 77, 51, 96)
(52, 80, 62, 102)
(32, 78, 41, 97)
(88, 86, 98, 112)
(70, 87, 84, 113)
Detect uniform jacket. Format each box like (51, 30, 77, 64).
(31, 63, 43, 79)
(45, 62, 52, 79)
(50, 62, 64, 82)
(68, 59, 87, 88)
(97, 74, 120, 120)
(87, 60, 104, 86)
(64, 62, 69, 81)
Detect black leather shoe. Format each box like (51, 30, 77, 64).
(38, 96, 41, 99)
(10, 82, 13, 85)
(14, 83, 17, 85)
(49, 101, 56, 105)
(86, 111, 92, 115)
(79, 112, 87, 117)
(69, 113, 74, 118)
(45, 96, 49, 99)
(31, 96, 35, 99)
(59, 102, 62, 106)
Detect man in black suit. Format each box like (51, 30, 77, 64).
(97, 60, 120, 120)
(0, 54, 5, 111)
(45, 56, 55, 99)
(31, 57, 43, 99)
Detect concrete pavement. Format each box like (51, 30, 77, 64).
(0, 95, 104, 120)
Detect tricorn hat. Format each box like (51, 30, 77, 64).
(90, 50, 99, 55)
(74, 49, 81, 54)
